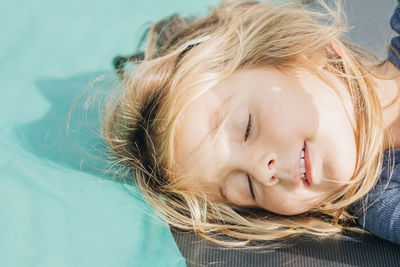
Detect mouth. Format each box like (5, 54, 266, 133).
(298, 142, 313, 186)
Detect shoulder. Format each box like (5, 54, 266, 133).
(388, 2, 400, 69)
(381, 149, 400, 182)
(390, 2, 400, 34)
(353, 149, 400, 214)
(352, 149, 400, 244)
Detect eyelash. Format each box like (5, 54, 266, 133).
(244, 113, 252, 141)
(244, 113, 254, 200)
(247, 174, 255, 200)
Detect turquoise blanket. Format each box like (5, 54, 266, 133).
(0, 0, 217, 266)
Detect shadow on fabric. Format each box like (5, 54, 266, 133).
(15, 71, 125, 182)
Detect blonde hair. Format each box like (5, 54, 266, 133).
(103, 0, 392, 246)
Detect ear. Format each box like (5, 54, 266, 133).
(313, 40, 343, 70)
(330, 40, 343, 58)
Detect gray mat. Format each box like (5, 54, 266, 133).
(172, 228, 400, 267)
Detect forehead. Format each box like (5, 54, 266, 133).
(172, 67, 283, 191)
(173, 73, 247, 189)
(173, 68, 273, 174)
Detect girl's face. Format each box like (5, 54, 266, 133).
(174, 67, 357, 215)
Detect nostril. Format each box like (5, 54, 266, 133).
(266, 175, 278, 186)
(268, 159, 275, 168)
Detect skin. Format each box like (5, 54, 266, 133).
(174, 62, 400, 215)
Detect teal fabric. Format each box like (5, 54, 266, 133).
(0, 0, 218, 266)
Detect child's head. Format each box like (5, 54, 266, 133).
(104, 0, 386, 245)
(175, 66, 359, 216)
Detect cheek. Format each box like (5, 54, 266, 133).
(324, 136, 357, 182)
(258, 93, 319, 141)
(317, 103, 357, 181)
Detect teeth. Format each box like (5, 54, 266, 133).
(300, 158, 306, 171)
(300, 146, 307, 181)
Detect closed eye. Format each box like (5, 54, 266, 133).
(247, 174, 255, 200)
(244, 113, 252, 141)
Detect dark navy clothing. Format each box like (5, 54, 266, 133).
(354, 150, 400, 244)
(354, 2, 400, 245)
(388, 1, 400, 69)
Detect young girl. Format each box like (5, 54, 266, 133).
(104, 0, 400, 246)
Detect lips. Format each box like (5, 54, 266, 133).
(303, 141, 313, 185)
(294, 141, 313, 186)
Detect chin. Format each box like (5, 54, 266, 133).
(280, 211, 304, 216)
(274, 205, 312, 216)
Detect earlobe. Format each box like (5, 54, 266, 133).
(308, 40, 343, 71)
(330, 40, 343, 58)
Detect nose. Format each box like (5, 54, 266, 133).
(250, 152, 278, 186)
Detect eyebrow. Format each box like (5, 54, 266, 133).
(209, 95, 236, 203)
(209, 92, 239, 204)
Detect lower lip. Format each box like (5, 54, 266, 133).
(304, 141, 313, 185)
